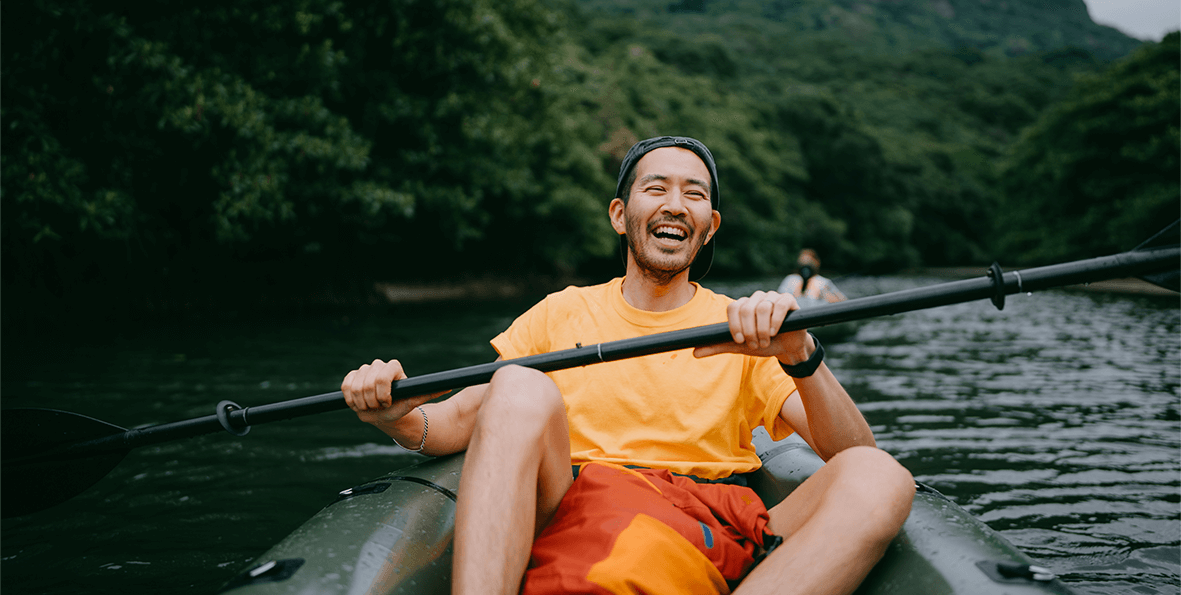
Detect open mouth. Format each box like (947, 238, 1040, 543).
(651, 224, 688, 242)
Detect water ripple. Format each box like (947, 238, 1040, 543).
(827, 277, 1180, 593)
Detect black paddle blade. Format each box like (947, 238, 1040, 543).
(1, 408, 129, 518)
(1135, 219, 1180, 291)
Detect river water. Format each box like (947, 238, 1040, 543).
(2, 276, 1178, 594)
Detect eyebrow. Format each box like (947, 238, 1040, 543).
(637, 174, 712, 195)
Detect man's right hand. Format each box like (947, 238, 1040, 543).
(341, 359, 439, 426)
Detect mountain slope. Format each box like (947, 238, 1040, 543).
(579, 0, 1141, 61)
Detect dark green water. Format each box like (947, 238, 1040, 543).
(2, 277, 1178, 594)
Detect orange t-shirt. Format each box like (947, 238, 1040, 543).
(491, 277, 797, 479)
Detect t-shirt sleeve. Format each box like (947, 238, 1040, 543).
(490, 297, 551, 360)
(750, 357, 797, 441)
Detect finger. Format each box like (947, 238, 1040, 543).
(341, 369, 358, 409)
(727, 299, 746, 345)
(362, 359, 385, 410)
(372, 366, 393, 409)
(352, 363, 376, 411)
(377, 360, 405, 407)
(693, 343, 743, 358)
(754, 298, 776, 348)
(768, 292, 796, 336)
(738, 295, 762, 350)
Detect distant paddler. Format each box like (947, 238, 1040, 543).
(778, 249, 847, 303)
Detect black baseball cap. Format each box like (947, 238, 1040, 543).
(614, 136, 720, 281)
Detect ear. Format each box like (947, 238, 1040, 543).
(609, 198, 627, 235)
(704, 210, 721, 244)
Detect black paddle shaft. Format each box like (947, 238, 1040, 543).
(8, 245, 1179, 466)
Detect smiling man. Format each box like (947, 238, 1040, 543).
(342, 136, 914, 594)
(613, 140, 720, 288)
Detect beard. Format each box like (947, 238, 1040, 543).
(624, 211, 710, 285)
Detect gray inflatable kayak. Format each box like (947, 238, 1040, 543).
(220, 431, 1077, 594)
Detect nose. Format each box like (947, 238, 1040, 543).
(660, 189, 690, 216)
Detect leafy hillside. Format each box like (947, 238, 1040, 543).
(2, 0, 1172, 320)
(581, 0, 1140, 60)
(558, 0, 1154, 269)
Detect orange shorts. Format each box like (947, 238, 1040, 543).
(521, 462, 781, 595)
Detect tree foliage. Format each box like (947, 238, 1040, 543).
(1, 0, 1167, 316)
(998, 32, 1181, 263)
(2, 0, 616, 298)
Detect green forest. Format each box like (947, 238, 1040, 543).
(3, 0, 1178, 318)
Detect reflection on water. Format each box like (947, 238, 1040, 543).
(2, 278, 1178, 594)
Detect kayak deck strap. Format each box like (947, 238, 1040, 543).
(324, 475, 457, 509)
(383, 475, 458, 502)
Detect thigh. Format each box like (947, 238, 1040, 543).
(534, 402, 573, 533)
(480, 364, 574, 532)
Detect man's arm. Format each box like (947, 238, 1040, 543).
(694, 291, 873, 461)
(342, 359, 489, 456)
(775, 335, 873, 461)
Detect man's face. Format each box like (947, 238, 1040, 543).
(610, 147, 721, 283)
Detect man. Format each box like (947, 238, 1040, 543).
(778, 249, 847, 303)
(342, 136, 914, 594)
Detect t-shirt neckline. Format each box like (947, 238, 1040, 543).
(608, 277, 711, 329)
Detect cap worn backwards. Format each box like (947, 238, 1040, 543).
(614, 136, 720, 281)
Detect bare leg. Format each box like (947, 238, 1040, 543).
(735, 446, 915, 595)
(453, 365, 573, 595)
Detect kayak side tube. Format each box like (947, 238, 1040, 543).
(223, 435, 1079, 594)
(750, 430, 1078, 595)
(220, 455, 463, 594)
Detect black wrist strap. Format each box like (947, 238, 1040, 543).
(780, 332, 824, 378)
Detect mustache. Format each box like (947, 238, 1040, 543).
(646, 215, 695, 235)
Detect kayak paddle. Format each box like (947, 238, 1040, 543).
(3, 235, 1177, 518)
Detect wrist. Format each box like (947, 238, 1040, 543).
(779, 332, 825, 378)
(778, 332, 816, 366)
(389, 406, 428, 452)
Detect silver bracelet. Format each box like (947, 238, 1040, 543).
(392, 406, 428, 452)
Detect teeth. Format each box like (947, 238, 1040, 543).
(653, 225, 686, 239)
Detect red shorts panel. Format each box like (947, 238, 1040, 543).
(522, 462, 775, 595)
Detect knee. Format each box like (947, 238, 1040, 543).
(478, 365, 565, 432)
(830, 446, 915, 530)
(831, 446, 913, 487)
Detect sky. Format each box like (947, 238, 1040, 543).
(1082, 0, 1180, 41)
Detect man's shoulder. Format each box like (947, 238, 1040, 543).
(694, 282, 734, 305)
(544, 278, 619, 303)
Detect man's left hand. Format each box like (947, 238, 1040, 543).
(692, 290, 814, 364)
